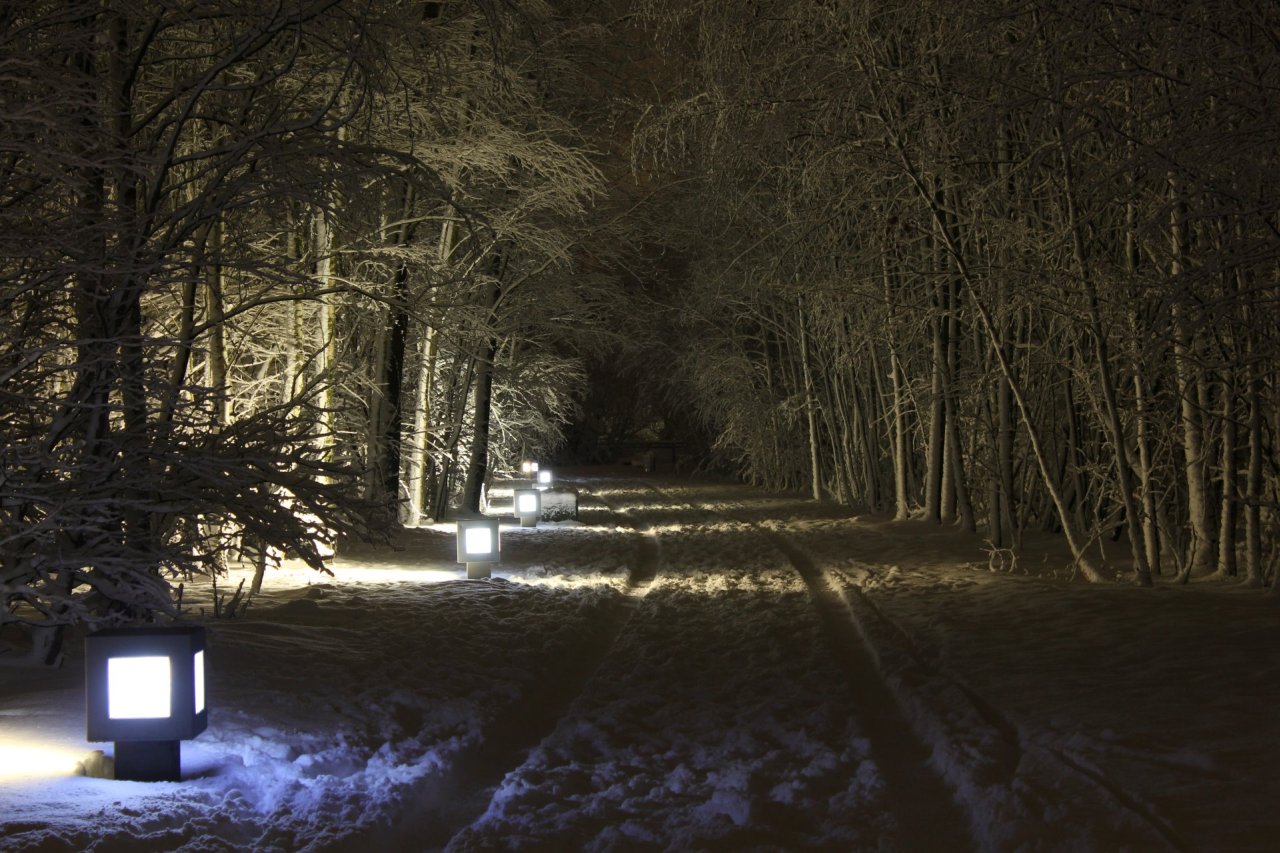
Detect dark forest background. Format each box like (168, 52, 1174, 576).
(3, 0, 1278, 654)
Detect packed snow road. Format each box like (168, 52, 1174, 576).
(447, 477, 971, 851)
(3, 468, 1274, 851)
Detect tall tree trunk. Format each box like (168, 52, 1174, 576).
(206, 216, 228, 426)
(406, 328, 436, 524)
(383, 268, 409, 515)
(941, 266, 974, 531)
(1132, 368, 1161, 575)
(883, 254, 912, 519)
(460, 268, 502, 514)
(1243, 361, 1264, 586)
(1056, 121, 1151, 584)
(798, 300, 822, 501)
(992, 119, 1017, 547)
(925, 229, 947, 522)
(379, 183, 416, 519)
(314, 208, 339, 472)
(882, 124, 1106, 579)
(1216, 373, 1238, 577)
(1169, 176, 1213, 576)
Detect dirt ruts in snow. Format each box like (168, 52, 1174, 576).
(448, 477, 910, 850)
(576, 484, 662, 589)
(374, 491, 664, 850)
(642, 480, 976, 851)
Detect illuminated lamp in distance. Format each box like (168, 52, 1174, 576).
(456, 517, 501, 579)
(513, 488, 542, 528)
(536, 468, 552, 488)
(85, 625, 207, 782)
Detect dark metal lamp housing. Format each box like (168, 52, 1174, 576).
(85, 625, 207, 782)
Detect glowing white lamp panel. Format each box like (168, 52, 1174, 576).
(465, 526, 494, 556)
(194, 651, 205, 714)
(517, 493, 539, 514)
(108, 656, 171, 720)
(537, 469, 552, 485)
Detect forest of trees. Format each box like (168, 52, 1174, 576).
(0, 0, 632, 655)
(2, 0, 1278, 657)
(630, 0, 1280, 591)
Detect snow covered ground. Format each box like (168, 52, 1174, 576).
(1, 468, 1277, 851)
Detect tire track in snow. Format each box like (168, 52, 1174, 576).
(635, 479, 977, 852)
(576, 481, 662, 590)
(376, 484, 661, 851)
(760, 530, 978, 851)
(450, 475, 899, 850)
(825, 566, 1184, 850)
(669, 479, 1181, 851)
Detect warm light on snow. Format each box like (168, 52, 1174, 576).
(0, 743, 82, 780)
(107, 656, 171, 719)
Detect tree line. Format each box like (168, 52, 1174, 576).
(5, 0, 1277, 658)
(630, 0, 1280, 589)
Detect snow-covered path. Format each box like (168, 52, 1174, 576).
(2, 469, 1277, 851)
(449, 478, 969, 850)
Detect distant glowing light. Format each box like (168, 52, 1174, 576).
(108, 656, 171, 719)
(537, 469, 552, 485)
(517, 493, 539, 514)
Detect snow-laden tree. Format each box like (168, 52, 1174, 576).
(1, 0, 631, 659)
(0, 0, 424, 655)
(630, 0, 1280, 588)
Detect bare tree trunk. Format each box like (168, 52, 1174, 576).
(798, 301, 822, 501)
(941, 266, 974, 531)
(460, 265, 501, 514)
(1243, 363, 1264, 586)
(1217, 372, 1238, 577)
(882, 254, 912, 519)
(1170, 176, 1213, 575)
(992, 120, 1017, 547)
(925, 235, 947, 522)
(881, 124, 1106, 579)
(206, 216, 228, 426)
(1056, 123, 1151, 584)
(1132, 369, 1162, 575)
(406, 329, 435, 524)
(313, 208, 339, 474)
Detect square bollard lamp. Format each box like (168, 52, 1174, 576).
(85, 625, 207, 782)
(456, 518, 501, 579)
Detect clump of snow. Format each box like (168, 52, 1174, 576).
(2, 470, 1277, 851)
